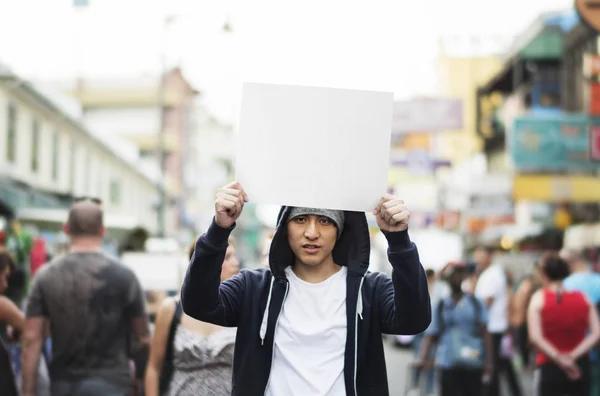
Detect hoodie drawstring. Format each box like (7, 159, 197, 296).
(357, 277, 364, 320)
(354, 276, 364, 396)
(259, 276, 275, 345)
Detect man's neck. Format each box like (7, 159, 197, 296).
(70, 237, 102, 253)
(571, 262, 589, 275)
(451, 290, 464, 302)
(292, 258, 341, 284)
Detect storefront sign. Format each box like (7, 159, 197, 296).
(583, 53, 600, 77)
(591, 124, 600, 161)
(393, 99, 463, 134)
(512, 115, 600, 172)
(513, 175, 600, 203)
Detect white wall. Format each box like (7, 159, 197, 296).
(0, 85, 157, 233)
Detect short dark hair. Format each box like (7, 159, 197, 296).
(67, 202, 104, 237)
(0, 251, 16, 274)
(539, 252, 570, 281)
(425, 269, 435, 279)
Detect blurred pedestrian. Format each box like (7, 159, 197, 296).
(474, 246, 523, 396)
(415, 261, 494, 396)
(561, 248, 600, 396)
(0, 251, 23, 396)
(144, 237, 239, 396)
(410, 268, 441, 395)
(21, 199, 150, 396)
(511, 269, 542, 371)
(528, 252, 600, 396)
(181, 182, 431, 395)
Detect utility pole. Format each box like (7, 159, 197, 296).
(156, 15, 176, 238)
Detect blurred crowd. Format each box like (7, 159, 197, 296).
(410, 246, 600, 396)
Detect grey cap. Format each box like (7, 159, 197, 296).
(287, 207, 345, 239)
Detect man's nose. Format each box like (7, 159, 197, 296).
(304, 219, 320, 239)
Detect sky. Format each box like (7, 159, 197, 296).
(0, 0, 575, 123)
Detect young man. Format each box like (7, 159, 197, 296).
(181, 182, 431, 395)
(21, 200, 149, 396)
(473, 246, 522, 396)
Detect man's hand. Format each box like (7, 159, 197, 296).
(215, 182, 249, 228)
(373, 194, 410, 232)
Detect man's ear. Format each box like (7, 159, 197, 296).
(63, 223, 69, 235)
(100, 226, 106, 238)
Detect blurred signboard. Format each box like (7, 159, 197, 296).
(511, 115, 600, 172)
(591, 124, 600, 161)
(583, 53, 600, 77)
(589, 83, 600, 116)
(392, 99, 463, 134)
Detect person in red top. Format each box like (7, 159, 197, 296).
(528, 252, 600, 396)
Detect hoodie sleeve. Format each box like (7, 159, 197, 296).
(377, 230, 431, 335)
(180, 218, 245, 327)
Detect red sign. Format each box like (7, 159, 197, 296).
(591, 125, 600, 161)
(589, 83, 600, 116)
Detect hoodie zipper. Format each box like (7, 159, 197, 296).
(264, 281, 289, 392)
(354, 276, 364, 396)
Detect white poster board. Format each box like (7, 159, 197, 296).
(235, 83, 393, 212)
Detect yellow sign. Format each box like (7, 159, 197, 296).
(513, 175, 600, 202)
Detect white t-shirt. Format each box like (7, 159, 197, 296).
(474, 264, 508, 333)
(265, 266, 348, 396)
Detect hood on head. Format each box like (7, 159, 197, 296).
(268, 206, 371, 278)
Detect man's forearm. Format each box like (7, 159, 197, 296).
(181, 218, 233, 322)
(385, 230, 431, 333)
(21, 338, 43, 395)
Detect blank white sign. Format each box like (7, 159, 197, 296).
(235, 83, 393, 212)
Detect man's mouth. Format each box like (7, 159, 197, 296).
(302, 244, 320, 253)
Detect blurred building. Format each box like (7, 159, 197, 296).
(0, 65, 158, 251)
(474, 10, 600, 251)
(65, 68, 198, 240)
(185, 104, 235, 234)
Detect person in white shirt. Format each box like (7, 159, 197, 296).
(474, 246, 522, 396)
(181, 182, 432, 396)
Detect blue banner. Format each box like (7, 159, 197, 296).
(511, 114, 600, 172)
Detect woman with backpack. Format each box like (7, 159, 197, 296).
(527, 253, 600, 396)
(415, 261, 494, 396)
(144, 237, 240, 396)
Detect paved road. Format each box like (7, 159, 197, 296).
(383, 337, 535, 395)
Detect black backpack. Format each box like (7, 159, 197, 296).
(159, 300, 183, 395)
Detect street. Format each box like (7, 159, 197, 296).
(384, 339, 535, 395)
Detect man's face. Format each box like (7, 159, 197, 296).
(449, 270, 466, 291)
(287, 215, 337, 267)
(474, 248, 491, 269)
(221, 245, 240, 282)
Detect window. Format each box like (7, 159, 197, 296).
(6, 103, 17, 163)
(31, 119, 40, 172)
(69, 142, 76, 191)
(109, 178, 121, 206)
(51, 132, 59, 181)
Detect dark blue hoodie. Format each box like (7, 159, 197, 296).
(181, 207, 431, 395)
